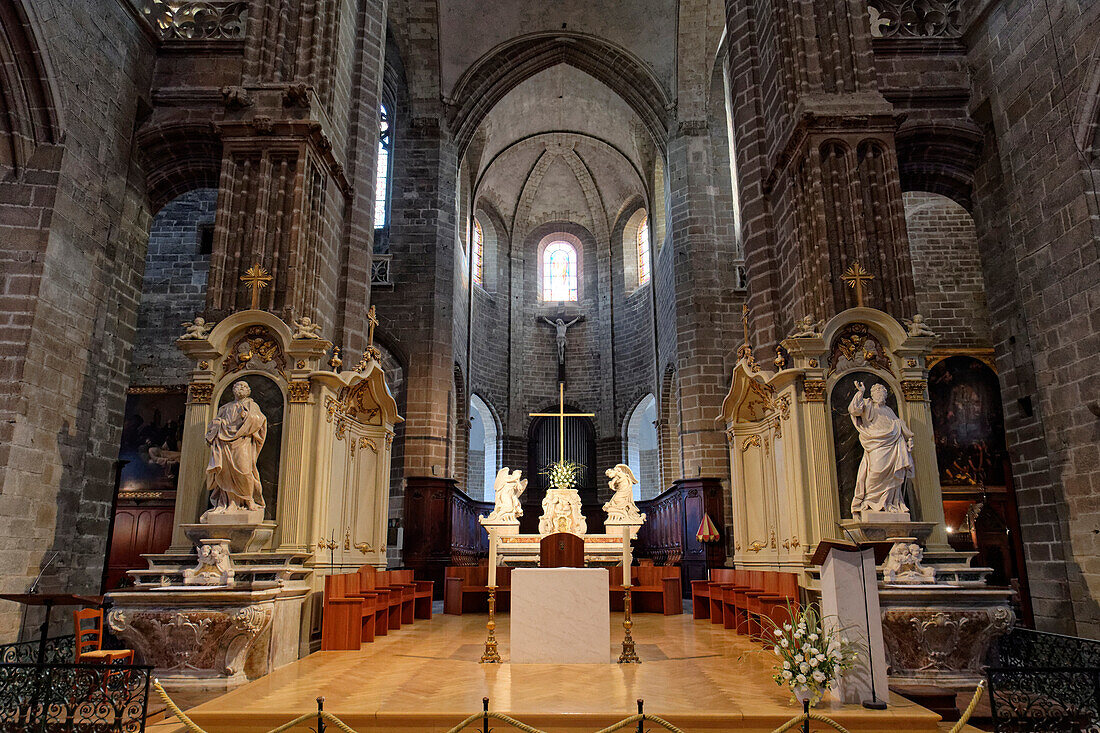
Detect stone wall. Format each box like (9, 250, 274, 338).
(129, 189, 216, 386)
(0, 0, 155, 640)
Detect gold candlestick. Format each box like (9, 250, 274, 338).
(618, 587, 640, 664)
(480, 586, 502, 664)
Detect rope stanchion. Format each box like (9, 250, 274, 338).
(154, 676, 864, 733)
(947, 681, 986, 733)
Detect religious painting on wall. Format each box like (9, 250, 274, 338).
(118, 388, 186, 493)
(218, 374, 284, 520)
(929, 356, 1007, 487)
(830, 372, 903, 519)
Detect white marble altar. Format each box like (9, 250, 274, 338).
(510, 568, 610, 663)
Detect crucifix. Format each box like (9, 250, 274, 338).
(356, 305, 382, 371)
(240, 263, 273, 310)
(841, 261, 874, 307)
(529, 381, 595, 465)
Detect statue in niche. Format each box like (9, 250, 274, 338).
(203, 380, 268, 520)
(849, 382, 914, 518)
(603, 464, 646, 524)
(482, 468, 527, 524)
(539, 316, 583, 365)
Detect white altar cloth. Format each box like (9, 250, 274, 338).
(510, 568, 610, 664)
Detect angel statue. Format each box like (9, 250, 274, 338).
(788, 315, 823, 339)
(603, 464, 646, 524)
(903, 314, 936, 338)
(180, 316, 213, 340)
(482, 467, 527, 524)
(292, 316, 324, 340)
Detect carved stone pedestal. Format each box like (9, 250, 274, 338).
(538, 488, 587, 537)
(879, 587, 1014, 690)
(841, 519, 936, 545)
(183, 522, 276, 553)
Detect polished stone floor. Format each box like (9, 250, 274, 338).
(152, 610, 968, 732)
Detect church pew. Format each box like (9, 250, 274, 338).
(609, 566, 683, 614)
(357, 567, 400, 633)
(689, 568, 736, 623)
(386, 569, 425, 624)
(731, 570, 766, 634)
(374, 570, 413, 629)
(345, 571, 382, 643)
(707, 569, 740, 625)
(321, 574, 363, 651)
(443, 566, 512, 614)
(720, 569, 753, 632)
(749, 572, 799, 638)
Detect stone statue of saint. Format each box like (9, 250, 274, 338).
(204, 380, 267, 518)
(603, 464, 646, 524)
(482, 468, 527, 524)
(539, 316, 582, 365)
(849, 382, 914, 518)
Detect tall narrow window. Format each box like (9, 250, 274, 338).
(637, 214, 651, 286)
(375, 105, 392, 229)
(472, 218, 484, 286)
(542, 241, 578, 301)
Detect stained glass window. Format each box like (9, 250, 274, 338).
(374, 105, 392, 229)
(542, 241, 578, 301)
(637, 214, 651, 286)
(473, 218, 484, 286)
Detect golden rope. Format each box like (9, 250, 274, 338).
(947, 681, 986, 733)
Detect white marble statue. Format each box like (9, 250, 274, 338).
(204, 380, 267, 519)
(903, 314, 936, 337)
(603, 464, 646, 524)
(482, 468, 527, 523)
(882, 540, 936, 584)
(292, 316, 323, 339)
(538, 489, 587, 537)
(848, 382, 914, 518)
(789, 315, 824, 339)
(180, 316, 212, 340)
(539, 316, 581, 365)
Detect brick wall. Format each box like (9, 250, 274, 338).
(904, 191, 992, 348)
(129, 189, 216, 386)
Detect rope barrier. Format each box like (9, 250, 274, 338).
(155, 677, 983, 733)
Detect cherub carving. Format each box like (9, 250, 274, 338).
(180, 316, 213, 340)
(903, 314, 936, 337)
(183, 540, 234, 586)
(789, 315, 824, 339)
(292, 316, 323, 340)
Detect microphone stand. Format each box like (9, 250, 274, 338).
(838, 524, 887, 710)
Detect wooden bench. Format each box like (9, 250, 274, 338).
(356, 567, 402, 632)
(322, 573, 368, 650)
(610, 566, 683, 615)
(443, 566, 512, 614)
(690, 568, 737, 622)
(385, 569, 434, 622)
(746, 571, 799, 638)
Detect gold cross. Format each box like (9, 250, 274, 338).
(841, 261, 874, 307)
(240, 264, 272, 310)
(737, 303, 755, 363)
(356, 305, 382, 371)
(367, 305, 379, 350)
(529, 381, 595, 465)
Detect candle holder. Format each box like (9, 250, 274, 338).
(618, 587, 640, 664)
(480, 585, 502, 664)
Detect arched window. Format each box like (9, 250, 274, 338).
(469, 395, 498, 501)
(472, 218, 484, 286)
(624, 394, 658, 501)
(637, 214, 651, 286)
(374, 105, 392, 229)
(542, 241, 578, 301)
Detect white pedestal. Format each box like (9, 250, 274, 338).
(510, 568, 610, 663)
(820, 548, 889, 705)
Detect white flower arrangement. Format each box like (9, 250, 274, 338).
(541, 460, 584, 491)
(765, 604, 857, 707)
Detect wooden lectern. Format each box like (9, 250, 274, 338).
(540, 533, 584, 568)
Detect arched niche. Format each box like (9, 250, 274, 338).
(929, 356, 1007, 488)
(624, 394, 658, 500)
(215, 373, 285, 521)
(469, 394, 499, 502)
(829, 372, 901, 520)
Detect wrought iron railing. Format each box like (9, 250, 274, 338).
(0, 634, 75, 665)
(0, 662, 152, 732)
(986, 628, 1100, 732)
(139, 0, 248, 41)
(868, 0, 962, 38)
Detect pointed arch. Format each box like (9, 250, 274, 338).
(0, 0, 62, 174)
(448, 32, 671, 157)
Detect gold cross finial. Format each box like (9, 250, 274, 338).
(357, 305, 382, 370)
(841, 261, 874, 308)
(737, 303, 756, 367)
(529, 381, 595, 464)
(241, 264, 273, 310)
(741, 304, 750, 346)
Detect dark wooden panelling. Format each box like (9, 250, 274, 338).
(404, 477, 490, 596)
(637, 478, 726, 596)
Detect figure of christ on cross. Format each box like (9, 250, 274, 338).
(529, 381, 595, 466)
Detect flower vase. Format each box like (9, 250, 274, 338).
(792, 686, 814, 707)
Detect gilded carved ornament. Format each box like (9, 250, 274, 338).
(188, 383, 214, 404)
(287, 380, 311, 403)
(901, 380, 927, 402)
(802, 379, 827, 402)
(222, 325, 288, 381)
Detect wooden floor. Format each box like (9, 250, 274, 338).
(159, 611, 961, 733)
